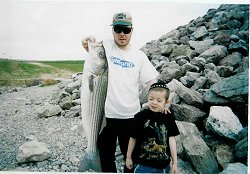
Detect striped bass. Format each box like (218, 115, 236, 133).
(78, 41, 108, 172)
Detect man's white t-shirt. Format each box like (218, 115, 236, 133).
(103, 39, 159, 119)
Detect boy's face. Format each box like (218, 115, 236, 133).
(148, 90, 168, 113)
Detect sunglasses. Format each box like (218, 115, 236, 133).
(113, 26, 132, 34)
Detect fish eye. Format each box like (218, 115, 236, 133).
(99, 52, 104, 57)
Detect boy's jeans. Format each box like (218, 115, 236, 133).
(134, 164, 171, 173)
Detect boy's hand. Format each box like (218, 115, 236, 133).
(171, 163, 178, 174)
(81, 36, 96, 52)
(125, 158, 133, 170)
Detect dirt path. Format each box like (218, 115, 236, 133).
(29, 62, 76, 80)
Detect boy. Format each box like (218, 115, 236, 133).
(126, 82, 180, 173)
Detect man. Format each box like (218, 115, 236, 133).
(82, 12, 159, 172)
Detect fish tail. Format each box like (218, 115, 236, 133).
(78, 152, 102, 172)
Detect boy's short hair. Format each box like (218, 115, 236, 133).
(149, 81, 170, 100)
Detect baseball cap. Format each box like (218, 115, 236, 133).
(111, 12, 132, 26)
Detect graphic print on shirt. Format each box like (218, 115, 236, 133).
(110, 56, 135, 68)
(138, 119, 170, 161)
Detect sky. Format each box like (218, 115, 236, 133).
(0, 0, 248, 60)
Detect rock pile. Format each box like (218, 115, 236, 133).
(16, 4, 248, 174)
(140, 4, 248, 173)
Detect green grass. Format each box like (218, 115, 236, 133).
(0, 60, 53, 79)
(41, 60, 84, 72)
(0, 59, 84, 87)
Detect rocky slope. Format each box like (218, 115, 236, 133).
(140, 4, 248, 173)
(0, 4, 248, 174)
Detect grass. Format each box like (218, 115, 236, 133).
(0, 59, 84, 87)
(41, 60, 84, 72)
(0, 60, 53, 79)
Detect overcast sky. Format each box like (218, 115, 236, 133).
(0, 0, 248, 60)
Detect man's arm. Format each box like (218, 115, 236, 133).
(126, 137, 137, 170)
(169, 136, 178, 174)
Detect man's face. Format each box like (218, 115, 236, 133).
(112, 25, 133, 49)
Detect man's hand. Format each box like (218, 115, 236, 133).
(81, 36, 96, 52)
(164, 107, 171, 114)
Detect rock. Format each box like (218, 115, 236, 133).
(214, 33, 231, 47)
(216, 66, 234, 77)
(167, 79, 204, 108)
(205, 106, 243, 140)
(175, 121, 201, 156)
(65, 80, 81, 94)
(218, 52, 242, 68)
(182, 135, 219, 174)
(171, 103, 206, 123)
(180, 71, 200, 87)
(219, 163, 247, 174)
(160, 44, 176, 57)
(72, 99, 81, 105)
(64, 105, 81, 117)
(169, 45, 192, 58)
(228, 39, 248, 55)
(191, 26, 208, 40)
(214, 144, 234, 168)
(37, 104, 62, 118)
(237, 127, 248, 141)
(235, 136, 247, 160)
(181, 63, 199, 73)
(199, 45, 227, 64)
(160, 63, 183, 82)
(59, 96, 73, 110)
(191, 76, 207, 90)
(16, 141, 51, 163)
(190, 57, 206, 69)
(204, 70, 222, 88)
(188, 39, 214, 54)
(69, 155, 80, 165)
(177, 159, 197, 174)
(204, 71, 248, 103)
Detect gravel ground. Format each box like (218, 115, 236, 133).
(0, 83, 124, 172)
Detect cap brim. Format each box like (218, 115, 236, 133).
(111, 21, 132, 26)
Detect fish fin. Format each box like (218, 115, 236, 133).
(88, 75, 94, 91)
(78, 152, 102, 172)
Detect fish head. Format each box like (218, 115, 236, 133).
(87, 41, 108, 75)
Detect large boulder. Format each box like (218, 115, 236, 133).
(188, 39, 214, 54)
(204, 71, 248, 104)
(167, 79, 204, 108)
(171, 103, 206, 123)
(205, 106, 243, 140)
(16, 141, 51, 163)
(175, 121, 201, 156)
(182, 135, 219, 174)
(199, 45, 227, 64)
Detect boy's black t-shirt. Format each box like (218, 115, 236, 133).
(131, 109, 180, 169)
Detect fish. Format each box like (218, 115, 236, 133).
(78, 41, 108, 172)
